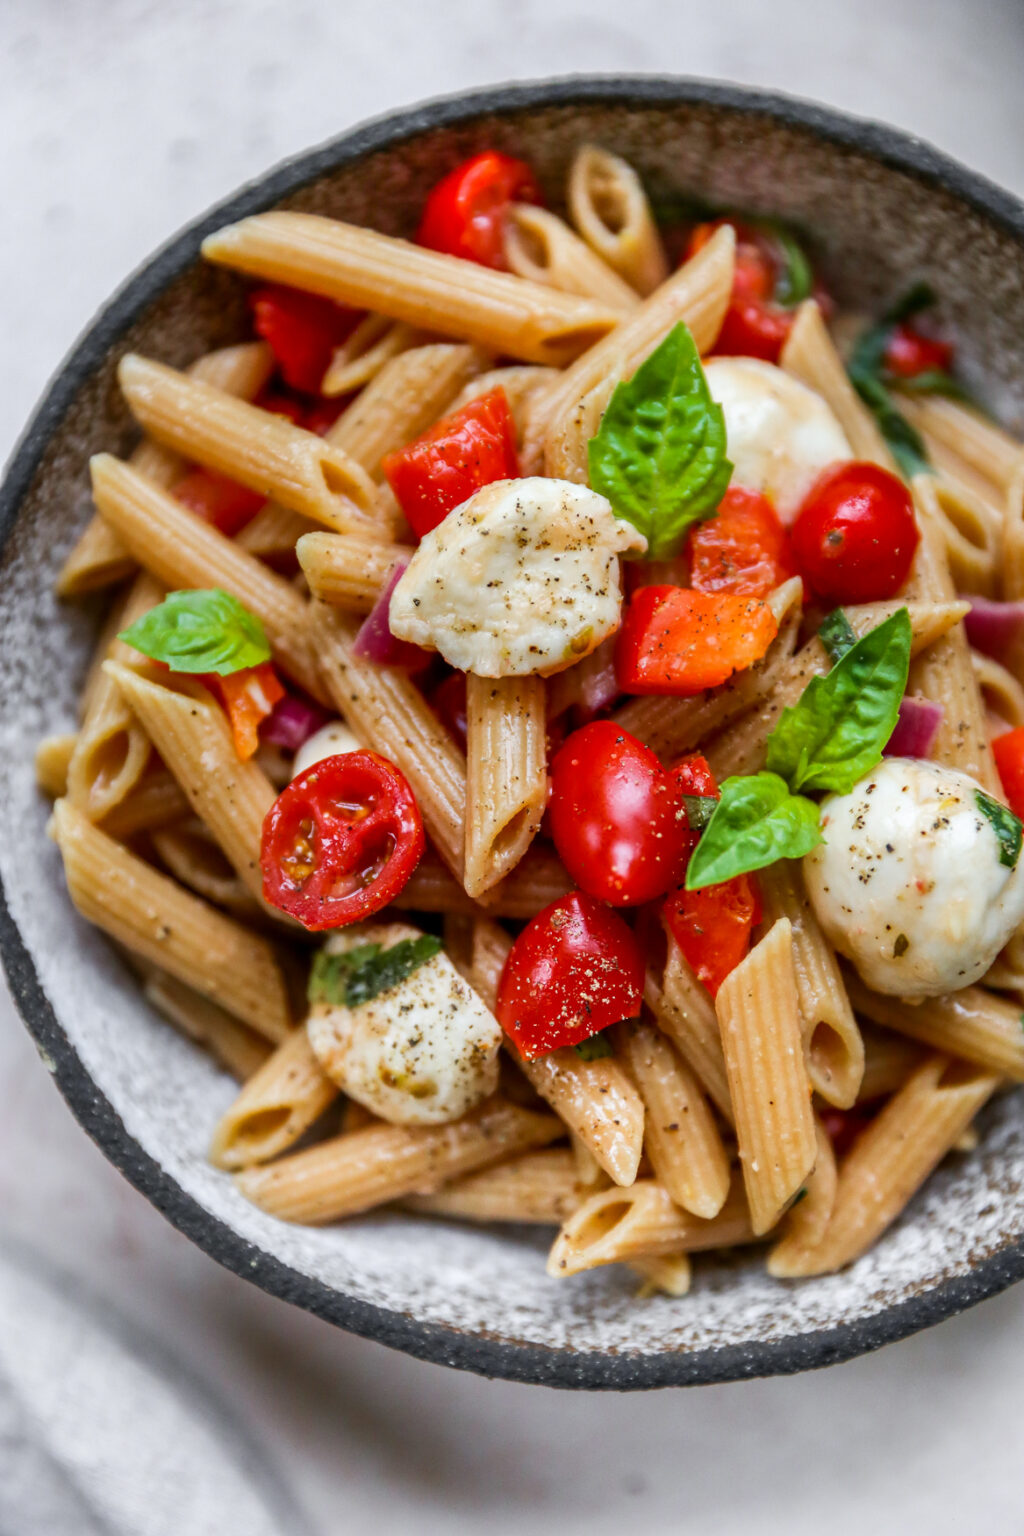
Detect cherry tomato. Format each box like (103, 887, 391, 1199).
(172, 468, 265, 538)
(496, 892, 644, 1059)
(548, 723, 689, 907)
(615, 585, 779, 696)
(688, 220, 794, 363)
(993, 727, 1024, 821)
(790, 461, 919, 604)
(202, 661, 285, 760)
(382, 387, 518, 539)
(883, 323, 954, 380)
(416, 150, 542, 270)
(688, 486, 798, 598)
(261, 751, 424, 930)
(249, 284, 360, 393)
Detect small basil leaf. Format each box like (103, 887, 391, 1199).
(848, 370, 931, 479)
(308, 936, 443, 1010)
(883, 281, 937, 326)
(574, 1032, 615, 1061)
(682, 793, 717, 832)
(768, 225, 814, 308)
(890, 367, 972, 402)
(765, 609, 912, 797)
(975, 791, 1023, 871)
(119, 588, 271, 676)
(818, 608, 858, 665)
(308, 943, 382, 1008)
(587, 322, 733, 560)
(684, 772, 822, 890)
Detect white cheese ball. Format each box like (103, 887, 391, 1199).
(292, 719, 361, 778)
(704, 357, 852, 524)
(804, 758, 1024, 999)
(307, 922, 502, 1125)
(388, 476, 646, 677)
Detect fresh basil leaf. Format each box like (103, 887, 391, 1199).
(765, 609, 912, 796)
(891, 367, 972, 402)
(682, 793, 717, 832)
(848, 370, 931, 479)
(684, 772, 822, 890)
(975, 791, 1023, 870)
(308, 935, 443, 1009)
(767, 225, 814, 308)
(883, 281, 937, 327)
(119, 588, 271, 676)
(574, 1032, 615, 1061)
(308, 943, 382, 1008)
(818, 608, 858, 665)
(588, 322, 733, 560)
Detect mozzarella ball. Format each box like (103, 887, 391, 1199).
(388, 476, 645, 676)
(804, 758, 1024, 999)
(704, 357, 852, 523)
(292, 719, 361, 778)
(307, 922, 503, 1125)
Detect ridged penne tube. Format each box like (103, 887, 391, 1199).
(313, 604, 466, 878)
(117, 355, 380, 535)
(449, 365, 560, 446)
(916, 471, 1000, 595)
(629, 1253, 692, 1297)
(536, 224, 734, 482)
(144, 972, 272, 1082)
(328, 343, 488, 477)
(893, 393, 1022, 491)
(202, 213, 627, 367)
(843, 971, 1024, 1080)
(767, 1115, 839, 1277)
(99, 768, 190, 839)
(985, 921, 1024, 998)
(235, 1098, 562, 1224)
(35, 733, 78, 799)
(464, 674, 547, 899)
(57, 341, 274, 597)
(704, 599, 970, 781)
(105, 663, 275, 902)
(716, 920, 816, 1235)
(779, 299, 898, 470)
(89, 455, 327, 704)
(566, 146, 669, 297)
(322, 316, 421, 397)
(503, 203, 642, 308)
(236, 504, 318, 563)
(1002, 455, 1024, 600)
(895, 393, 1010, 505)
(390, 844, 572, 918)
(51, 800, 291, 1041)
(789, 1055, 999, 1275)
(66, 573, 163, 821)
(612, 578, 802, 760)
(647, 941, 733, 1123)
(857, 1025, 925, 1102)
(403, 1148, 581, 1223)
(974, 650, 1024, 730)
(150, 822, 258, 917)
(210, 1027, 338, 1170)
(758, 860, 864, 1108)
(547, 1176, 755, 1278)
(296, 530, 413, 610)
(617, 1019, 731, 1218)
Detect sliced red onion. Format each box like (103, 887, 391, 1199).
(883, 695, 944, 759)
(964, 597, 1024, 662)
(352, 561, 430, 672)
(576, 649, 620, 719)
(261, 694, 329, 752)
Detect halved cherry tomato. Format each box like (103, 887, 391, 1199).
(382, 387, 518, 539)
(249, 284, 360, 393)
(548, 722, 689, 906)
(791, 461, 919, 604)
(172, 468, 265, 538)
(416, 151, 542, 270)
(993, 727, 1024, 821)
(615, 586, 779, 696)
(496, 892, 644, 1059)
(688, 220, 793, 363)
(261, 751, 424, 930)
(688, 486, 798, 598)
(201, 662, 285, 760)
(883, 323, 954, 380)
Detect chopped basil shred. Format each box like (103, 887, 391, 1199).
(574, 1032, 615, 1061)
(766, 224, 814, 308)
(119, 588, 271, 676)
(818, 608, 858, 665)
(308, 935, 443, 1010)
(975, 791, 1023, 871)
(681, 794, 717, 832)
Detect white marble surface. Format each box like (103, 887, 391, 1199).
(3, 1, 1024, 1530)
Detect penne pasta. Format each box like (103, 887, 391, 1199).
(1002, 455, 1024, 601)
(210, 1026, 338, 1170)
(449, 364, 561, 447)
(857, 1024, 926, 1102)
(389, 843, 573, 919)
(464, 674, 547, 899)
(328, 342, 487, 477)
(296, 530, 413, 610)
(144, 972, 272, 1081)
(150, 821, 259, 917)
(895, 393, 1022, 491)
(629, 1252, 693, 1298)
(503, 202, 642, 308)
(35, 732, 78, 800)
(780, 299, 898, 469)
(973, 650, 1024, 731)
(99, 767, 190, 840)
(547, 1175, 755, 1278)
(566, 146, 669, 297)
(766, 1114, 839, 1277)
(236, 503, 319, 564)
(322, 316, 422, 397)
(916, 471, 1000, 596)
(403, 1147, 581, 1223)
(646, 941, 733, 1123)
(844, 970, 1024, 1080)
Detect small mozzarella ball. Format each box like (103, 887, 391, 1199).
(704, 357, 852, 524)
(292, 720, 361, 778)
(388, 476, 645, 677)
(307, 922, 503, 1125)
(804, 757, 1024, 999)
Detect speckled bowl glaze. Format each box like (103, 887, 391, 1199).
(4, 77, 1024, 1390)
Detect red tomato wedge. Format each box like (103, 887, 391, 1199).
(688, 486, 798, 598)
(201, 662, 285, 761)
(994, 727, 1024, 821)
(883, 323, 954, 379)
(382, 387, 518, 539)
(496, 892, 644, 1059)
(790, 461, 919, 604)
(687, 220, 794, 363)
(260, 751, 425, 931)
(616, 586, 779, 696)
(416, 150, 542, 269)
(249, 284, 360, 393)
(172, 468, 265, 538)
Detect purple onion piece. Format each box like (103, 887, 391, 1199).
(261, 694, 329, 752)
(964, 597, 1024, 661)
(883, 695, 944, 759)
(352, 561, 429, 671)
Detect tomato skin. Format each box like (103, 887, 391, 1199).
(416, 151, 542, 270)
(615, 585, 779, 696)
(260, 751, 424, 931)
(993, 727, 1024, 821)
(688, 486, 798, 598)
(172, 468, 265, 538)
(688, 220, 794, 363)
(883, 323, 954, 379)
(496, 892, 644, 1059)
(382, 388, 519, 539)
(249, 284, 359, 393)
(548, 723, 689, 907)
(790, 461, 919, 604)
(201, 662, 285, 760)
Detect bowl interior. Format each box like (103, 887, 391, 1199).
(4, 81, 1024, 1388)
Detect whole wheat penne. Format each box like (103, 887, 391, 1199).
(328, 343, 487, 477)
(144, 972, 272, 1081)
(235, 1097, 562, 1224)
(504, 202, 642, 308)
(99, 767, 190, 839)
(974, 650, 1024, 730)
(857, 1025, 926, 1102)
(236, 503, 318, 564)
(297, 530, 413, 610)
(389, 844, 573, 919)
(322, 316, 422, 397)
(647, 941, 733, 1123)
(767, 1114, 839, 1277)
(35, 733, 78, 800)
(629, 1252, 693, 1297)
(150, 822, 259, 917)
(895, 393, 1022, 490)
(780, 299, 898, 469)
(51, 799, 290, 1041)
(89, 455, 327, 704)
(202, 213, 627, 367)
(450, 365, 560, 447)
(566, 146, 669, 297)
(547, 1175, 755, 1278)
(789, 1055, 998, 1274)
(716, 919, 817, 1235)
(844, 971, 1024, 1080)
(916, 471, 1000, 595)
(897, 390, 1011, 505)
(210, 1027, 338, 1170)
(464, 674, 547, 899)
(1002, 455, 1024, 600)
(403, 1147, 581, 1223)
